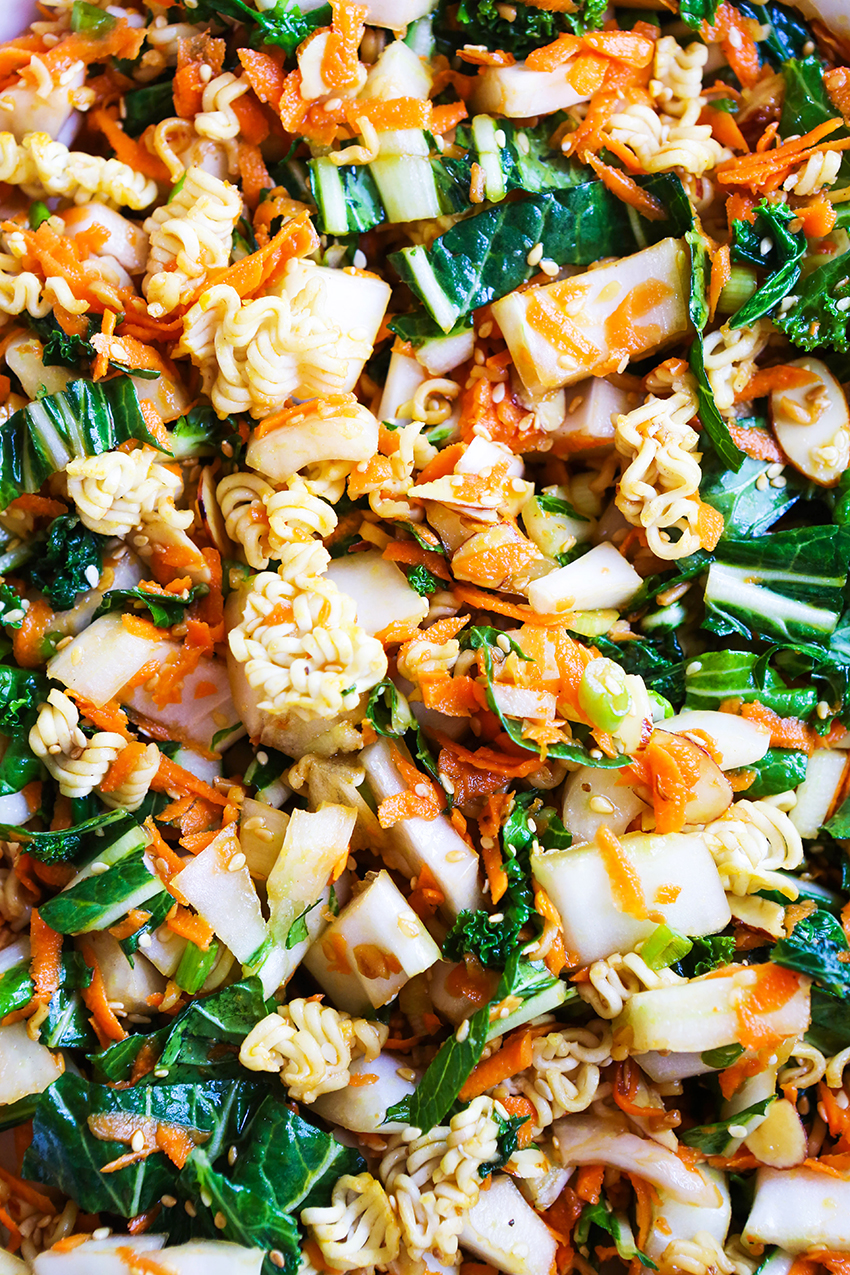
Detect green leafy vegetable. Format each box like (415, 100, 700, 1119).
(575, 1196, 657, 1267)
(480, 1111, 530, 1178)
(29, 515, 106, 611)
(592, 630, 686, 709)
(690, 337, 746, 473)
(684, 649, 818, 717)
(177, 1097, 362, 1273)
(39, 844, 164, 935)
(0, 583, 25, 628)
(0, 377, 166, 510)
(679, 0, 719, 27)
(285, 900, 321, 950)
(640, 925, 693, 971)
(71, 0, 116, 33)
(366, 678, 415, 737)
(704, 526, 850, 645)
(95, 583, 208, 628)
(388, 957, 559, 1132)
(24, 1073, 262, 1217)
(123, 80, 176, 136)
(674, 934, 736, 979)
(701, 1043, 745, 1069)
(771, 909, 850, 997)
(169, 406, 243, 461)
(732, 748, 809, 799)
(775, 247, 850, 354)
(536, 492, 589, 522)
(681, 1098, 775, 1154)
(735, 0, 813, 64)
(390, 174, 692, 332)
(0, 808, 137, 865)
(730, 201, 806, 327)
(700, 450, 804, 537)
(30, 314, 99, 369)
(806, 986, 850, 1055)
(405, 564, 440, 596)
(185, 0, 332, 53)
(780, 54, 847, 144)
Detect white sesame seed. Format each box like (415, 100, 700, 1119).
(228, 853, 246, 872)
(131, 1131, 145, 1153)
(92, 1227, 111, 1240)
(201, 1190, 212, 1208)
(727, 1123, 748, 1138)
(685, 662, 702, 676)
(256, 751, 269, 765)
(89, 861, 109, 875)
(84, 564, 100, 587)
(817, 700, 830, 719)
(455, 1018, 470, 1043)
(526, 242, 544, 268)
(228, 1145, 238, 1166)
(759, 236, 773, 255)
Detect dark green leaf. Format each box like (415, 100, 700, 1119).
(38, 845, 162, 935)
(123, 80, 175, 136)
(95, 583, 208, 628)
(24, 1073, 262, 1216)
(71, 0, 116, 33)
(806, 985, 850, 1055)
(674, 934, 736, 979)
(177, 1097, 361, 1275)
(690, 337, 746, 472)
(366, 678, 414, 737)
(684, 649, 818, 717)
(0, 583, 25, 628)
(701, 1043, 745, 1069)
(0, 960, 33, 1019)
(731, 748, 808, 799)
(699, 451, 803, 537)
(390, 175, 692, 332)
(29, 314, 99, 369)
(285, 900, 320, 949)
(780, 54, 848, 142)
(0, 809, 138, 865)
(0, 667, 48, 735)
(480, 1112, 530, 1177)
(730, 201, 805, 327)
(681, 1098, 774, 1154)
(536, 492, 588, 521)
(389, 311, 473, 347)
(703, 525, 850, 645)
(405, 564, 440, 596)
(771, 910, 850, 997)
(680, 0, 720, 27)
(735, 0, 813, 65)
(775, 247, 850, 353)
(29, 516, 106, 612)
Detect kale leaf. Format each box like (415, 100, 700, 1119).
(674, 934, 736, 978)
(730, 201, 806, 327)
(405, 564, 440, 597)
(775, 249, 850, 354)
(29, 515, 107, 611)
(95, 584, 208, 628)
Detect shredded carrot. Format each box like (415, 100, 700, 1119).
(736, 699, 820, 754)
(702, 2, 760, 88)
(238, 46, 286, 109)
(583, 153, 667, 220)
(452, 583, 563, 625)
(735, 363, 818, 402)
(595, 825, 649, 920)
(708, 243, 731, 322)
(727, 421, 785, 463)
(108, 909, 152, 942)
(29, 909, 62, 1006)
(8, 493, 66, 519)
(11, 597, 53, 669)
(199, 211, 319, 301)
(237, 141, 272, 209)
(431, 101, 468, 133)
(344, 95, 431, 132)
(150, 753, 229, 806)
(69, 695, 131, 739)
(166, 904, 214, 951)
(796, 194, 837, 237)
(534, 884, 568, 977)
(382, 538, 452, 580)
(703, 105, 749, 154)
(697, 501, 725, 551)
(0, 1167, 55, 1216)
(90, 108, 170, 182)
(378, 751, 445, 827)
(321, 0, 368, 92)
(459, 1028, 533, 1100)
(80, 942, 128, 1045)
(480, 834, 508, 905)
(718, 118, 850, 190)
(0, 1204, 21, 1253)
(407, 864, 446, 920)
(575, 1164, 604, 1204)
(735, 963, 802, 1050)
(100, 741, 148, 794)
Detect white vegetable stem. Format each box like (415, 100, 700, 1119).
(303, 868, 440, 1015)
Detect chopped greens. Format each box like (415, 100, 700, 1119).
(29, 515, 106, 611)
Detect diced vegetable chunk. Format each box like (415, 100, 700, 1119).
(532, 830, 730, 965)
(460, 1175, 559, 1275)
(744, 1167, 850, 1251)
(493, 238, 690, 394)
(0, 1019, 64, 1106)
(303, 868, 440, 1015)
(527, 542, 642, 615)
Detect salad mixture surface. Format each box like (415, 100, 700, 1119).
(2, 0, 850, 1271)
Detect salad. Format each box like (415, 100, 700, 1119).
(2, 0, 850, 1269)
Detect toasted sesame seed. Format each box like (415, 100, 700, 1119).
(185, 1201, 197, 1217)
(228, 853, 246, 872)
(92, 1227, 111, 1240)
(161, 1195, 177, 1208)
(214, 1212, 227, 1229)
(526, 242, 544, 268)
